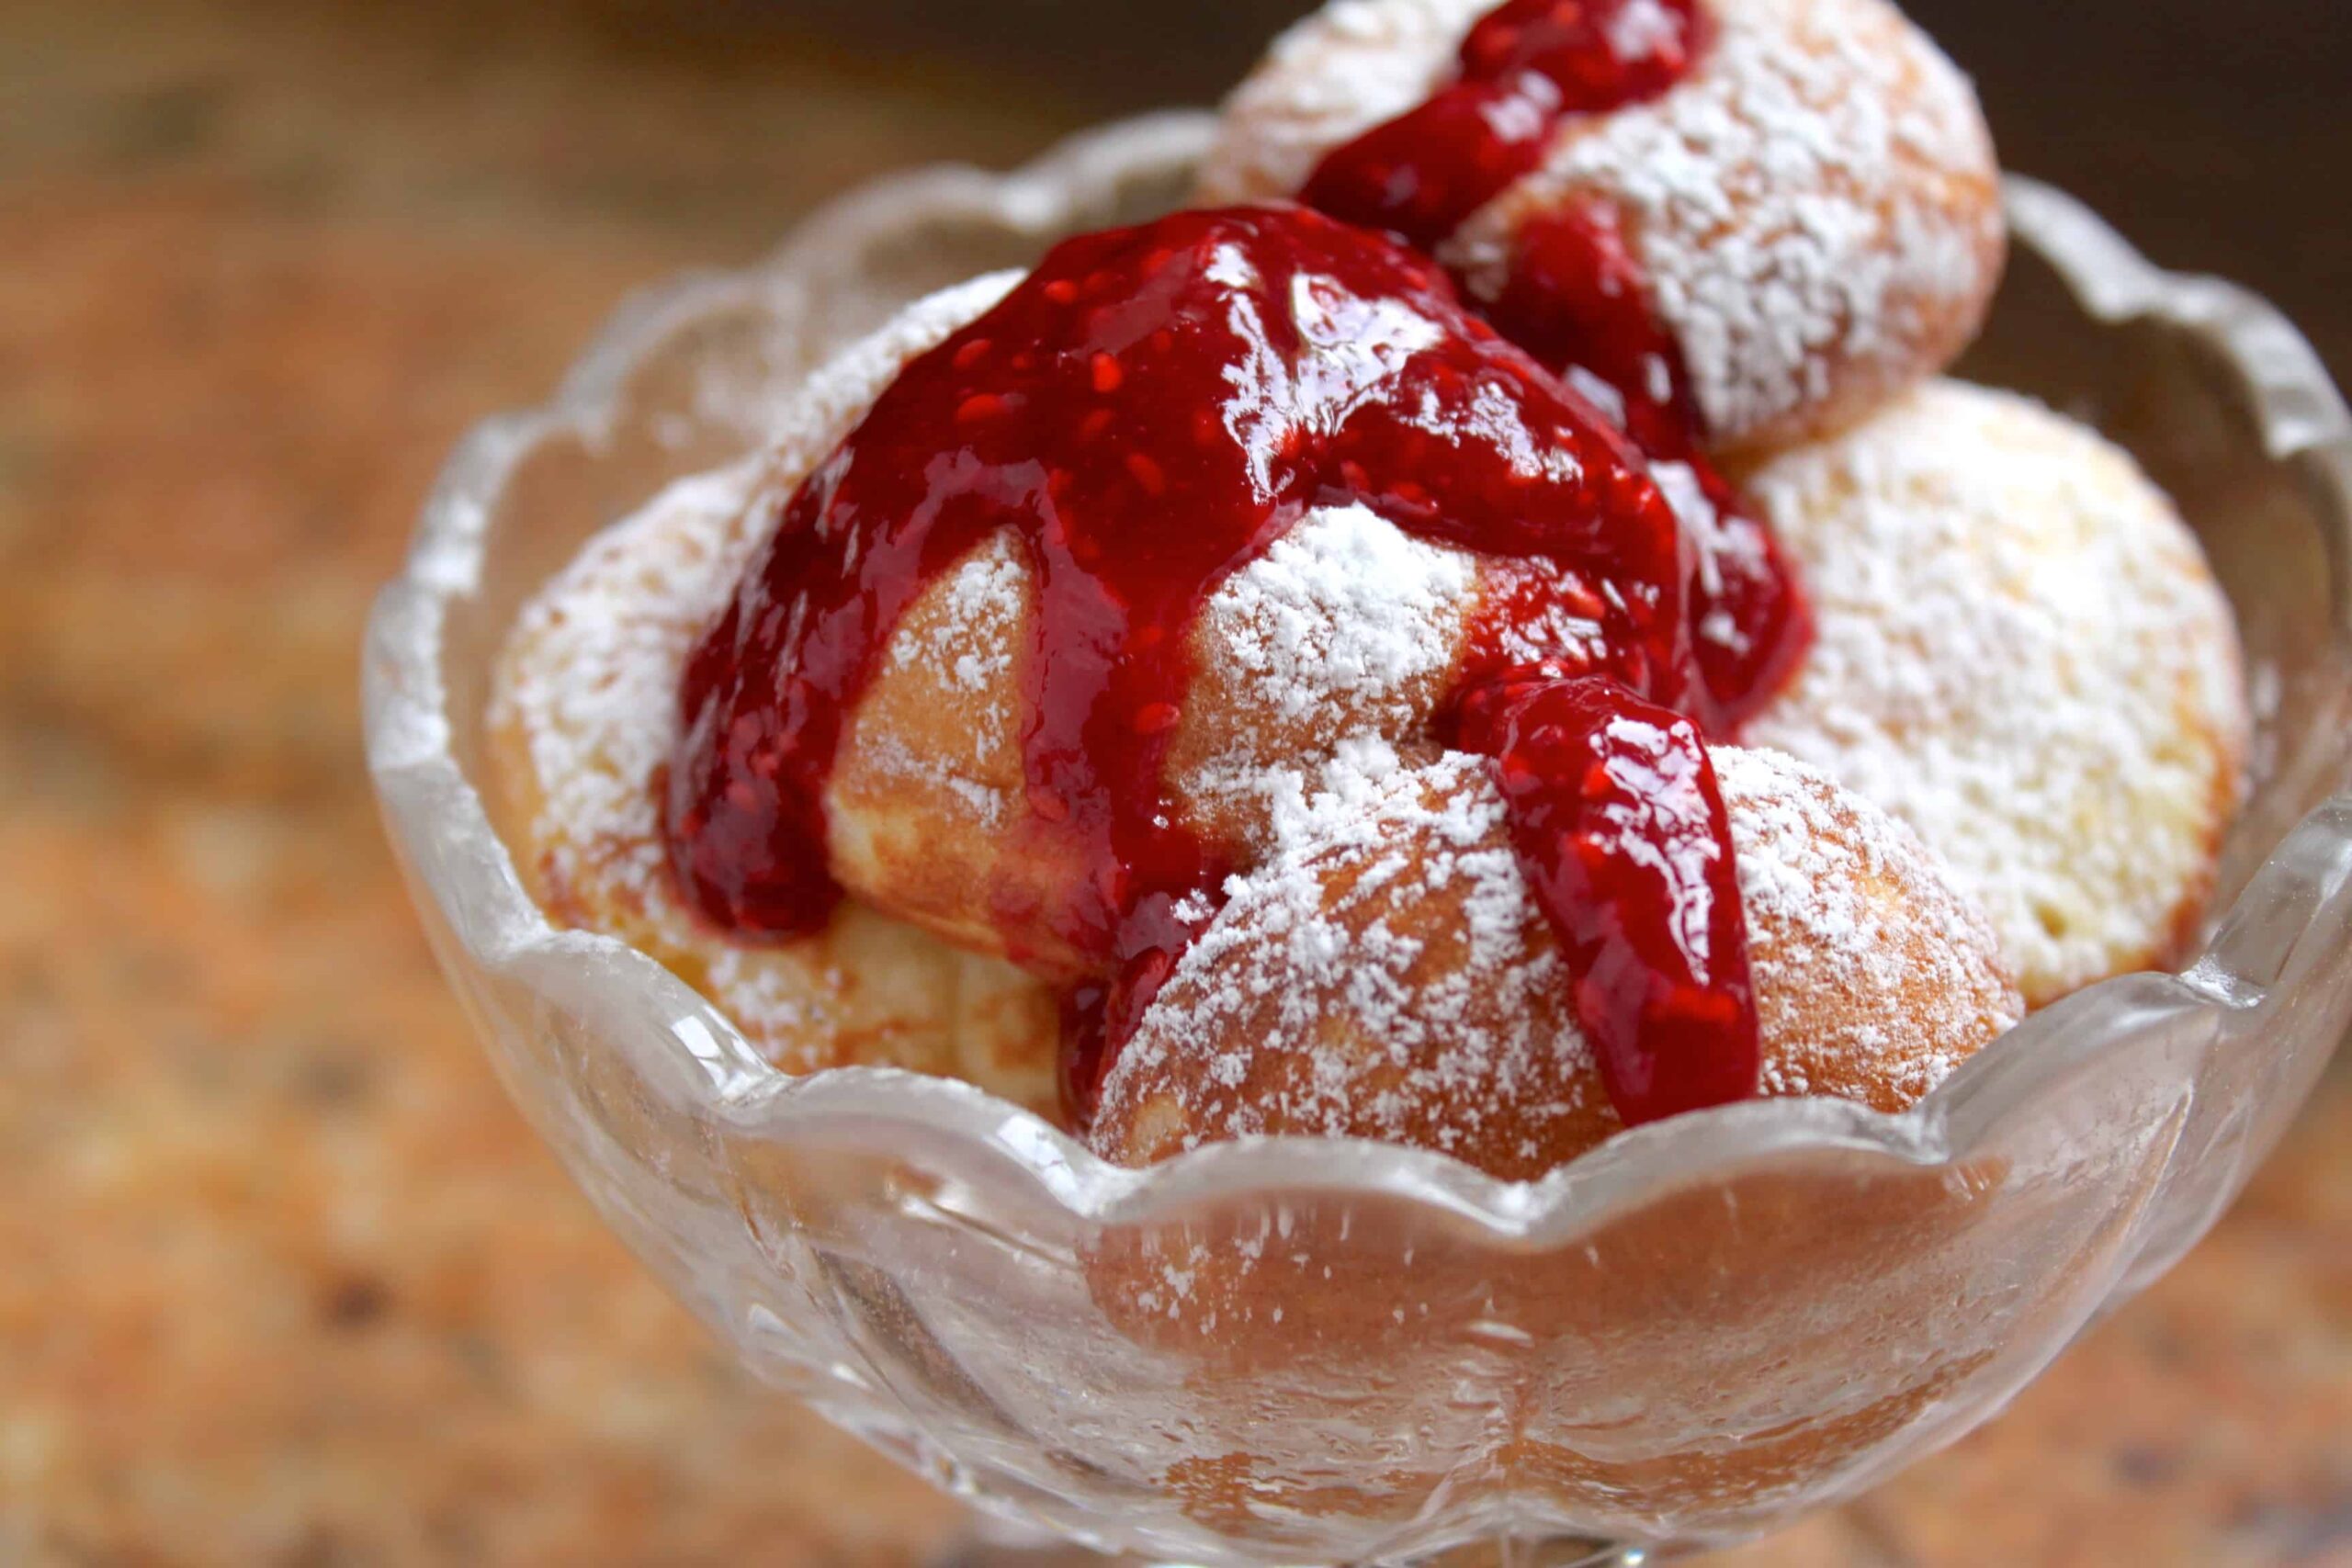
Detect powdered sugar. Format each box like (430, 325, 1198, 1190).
(1713, 745, 2018, 1103)
(893, 533, 1028, 695)
(1105, 745, 1593, 1166)
(1205, 503, 1473, 721)
(494, 461, 765, 922)
(1169, 507, 1497, 850)
(1607, 0, 1690, 59)
(1744, 381, 2248, 1005)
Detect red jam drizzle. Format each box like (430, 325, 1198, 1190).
(1303, 0, 1810, 725)
(1299, 0, 1709, 254)
(1453, 670, 1757, 1124)
(667, 205, 1772, 1130)
(1487, 207, 1811, 718)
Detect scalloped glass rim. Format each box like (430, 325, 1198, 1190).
(364, 112, 2352, 1255)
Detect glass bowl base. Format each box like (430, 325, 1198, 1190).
(933, 1531, 1653, 1568)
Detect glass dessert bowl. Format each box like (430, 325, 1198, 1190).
(364, 113, 2352, 1564)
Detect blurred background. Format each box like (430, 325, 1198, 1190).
(3, 0, 2346, 1562)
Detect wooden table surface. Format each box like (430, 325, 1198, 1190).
(3, 1, 2347, 1562)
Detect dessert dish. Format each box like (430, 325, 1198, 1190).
(372, 10, 2352, 1551)
(484, 0, 2247, 1185)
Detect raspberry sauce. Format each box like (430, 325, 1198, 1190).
(1487, 206, 1811, 719)
(1302, 0, 1809, 725)
(1453, 669, 1757, 1124)
(1299, 0, 1708, 254)
(667, 205, 1774, 1131)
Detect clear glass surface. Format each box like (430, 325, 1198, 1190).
(363, 114, 2352, 1563)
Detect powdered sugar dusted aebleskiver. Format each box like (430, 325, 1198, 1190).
(1746, 381, 2250, 1006)
(1090, 742, 2023, 1179)
(1201, 0, 2005, 453)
